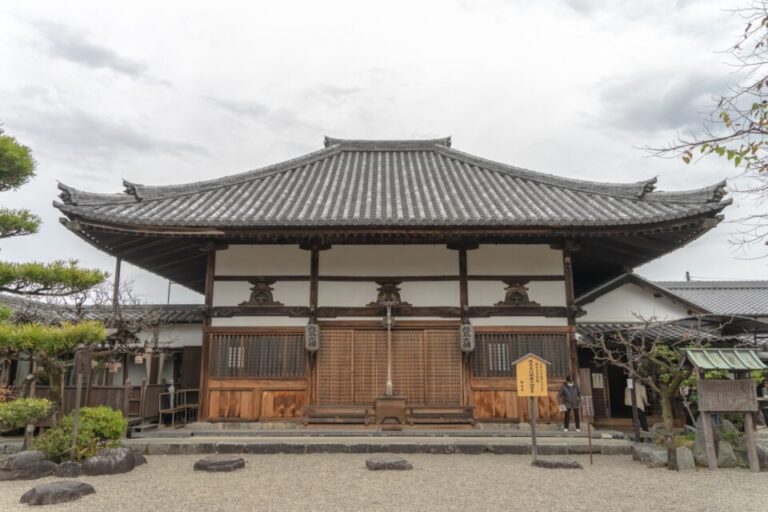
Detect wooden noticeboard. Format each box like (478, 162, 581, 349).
(514, 354, 549, 398)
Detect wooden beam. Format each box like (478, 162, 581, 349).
(214, 274, 565, 282)
(210, 305, 570, 318)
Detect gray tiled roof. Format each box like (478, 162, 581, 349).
(55, 137, 730, 228)
(658, 281, 768, 317)
(0, 295, 204, 324)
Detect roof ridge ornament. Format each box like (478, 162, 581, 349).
(323, 136, 452, 149)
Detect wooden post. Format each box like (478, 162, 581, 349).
(122, 379, 132, 417)
(139, 379, 147, 423)
(743, 412, 760, 473)
(529, 396, 538, 459)
(701, 412, 718, 471)
(71, 373, 83, 457)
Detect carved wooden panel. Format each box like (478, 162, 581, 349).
(316, 330, 353, 405)
(261, 390, 306, 418)
(208, 389, 256, 419)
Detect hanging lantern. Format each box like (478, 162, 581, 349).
(134, 354, 144, 364)
(459, 324, 475, 353)
(304, 324, 320, 352)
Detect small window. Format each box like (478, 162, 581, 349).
(227, 346, 244, 368)
(488, 342, 510, 373)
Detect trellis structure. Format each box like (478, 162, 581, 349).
(681, 348, 767, 472)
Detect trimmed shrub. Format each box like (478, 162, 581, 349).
(0, 397, 51, 430)
(35, 406, 127, 462)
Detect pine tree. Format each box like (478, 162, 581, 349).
(0, 125, 107, 412)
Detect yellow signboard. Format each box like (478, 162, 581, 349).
(515, 354, 550, 397)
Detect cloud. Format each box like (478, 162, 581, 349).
(207, 97, 308, 131)
(29, 20, 147, 77)
(598, 71, 734, 134)
(11, 107, 206, 159)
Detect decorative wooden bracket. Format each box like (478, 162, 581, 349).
(495, 280, 540, 307)
(367, 281, 412, 307)
(239, 278, 283, 306)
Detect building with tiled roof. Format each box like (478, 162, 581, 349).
(52, 137, 732, 425)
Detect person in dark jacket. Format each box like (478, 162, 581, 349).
(558, 375, 581, 432)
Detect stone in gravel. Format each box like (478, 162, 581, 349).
(193, 454, 245, 472)
(717, 440, 737, 468)
(134, 454, 147, 466)
(674, 446, 695, 471)
(632, 444, 667, 468)
(531, 459, 583, 469)
(83, 447, 136, 476)
(20, 480, 95, 506)
(756, 444, 768, 471)
(215, 442, 246, 454)
(55, 461, 82, 478)
(0, 450, 56, 481)
(366, 457, 413, 471)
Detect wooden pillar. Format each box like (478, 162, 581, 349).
(309, 247, 319, 321)
(562, 249, 579, 383)
(458, 248, 468, 324)
(199, 247, 216, 420)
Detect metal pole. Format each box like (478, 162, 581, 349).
(627, 345, 641, 443)
(166, 280, 172, 305)
(529, 396, 538, 459)
(385, 302, 393, 396)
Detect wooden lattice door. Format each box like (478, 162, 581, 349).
(316, 328, 462, 406)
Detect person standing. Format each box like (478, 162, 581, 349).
(558, 375, 581, 432)
(625, 380, 650, 431)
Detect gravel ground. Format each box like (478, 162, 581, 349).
(0, 454, 765, 512)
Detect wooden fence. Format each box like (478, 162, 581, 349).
(33, 380, 166, 424)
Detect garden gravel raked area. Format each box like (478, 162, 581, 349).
(0, 453, 765, 512)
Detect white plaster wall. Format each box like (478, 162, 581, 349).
(211, 317, 308, 327)
(320, 245, 457, 276)
(318, 281, 460, 307)
(216, 245, 309, 274)
(135, 324, 204, 348)
(212, 243, 567, 327)
(468, 281, 566, 307)
(468, 245, 563, 275)
(213, 281, 309, 307)
(580, 283, 690, 322)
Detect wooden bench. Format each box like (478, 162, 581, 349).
(406, 406, 475, 425)
(304, 406, 372, 425)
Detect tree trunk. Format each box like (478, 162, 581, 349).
(660, 389, 678, 471)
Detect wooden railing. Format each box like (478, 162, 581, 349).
(33, 379, 166, 424)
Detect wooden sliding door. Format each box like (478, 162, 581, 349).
(316, 329, 462, 407)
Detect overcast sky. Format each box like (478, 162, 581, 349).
(1, 0, 765, 304)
